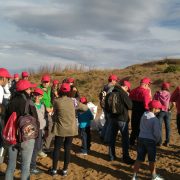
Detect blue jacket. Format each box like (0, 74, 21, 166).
(78, 109, 94, 128)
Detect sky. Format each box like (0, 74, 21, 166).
(0, 0, 180, 72)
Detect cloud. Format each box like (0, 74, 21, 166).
(0, 0, 180, 71)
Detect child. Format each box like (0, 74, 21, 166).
(30, 88, 47, 174)
(78, 97, 94, 155)
(132, 100, 164, 180)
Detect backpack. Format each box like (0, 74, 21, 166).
(105, 92, 123, 115)
(17, 98, 39, 142)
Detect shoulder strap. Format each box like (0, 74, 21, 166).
(21, 93, 30, 115)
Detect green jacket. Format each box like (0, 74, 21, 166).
(52, 96, 88, 137)
(39, 85, 52, 108)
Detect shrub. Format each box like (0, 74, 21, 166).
(163, 65, 179, 73)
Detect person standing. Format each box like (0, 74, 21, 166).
(153, 82, 172, 146)
(39, 74, 53, 153)
(170, 86, 180, 135)
(108, 80, 134, 164)
(5, 79, 38, 180)
(132, 100, 164, 180)
(129, 77, 152, 146)
(50, 83, 88, 176)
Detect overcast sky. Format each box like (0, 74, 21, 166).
(0, 0, 180, 72)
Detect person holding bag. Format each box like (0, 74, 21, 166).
(5, 79, 38, 180)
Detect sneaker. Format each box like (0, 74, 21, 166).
(78, 152, 88, 155)
(49, 168, 57, 176)
(123, 157, 135, 165)
(43, 148, 52, 153)
(152, 174, 164, 180)
(38, 151, 47, 158)
(30, 168, 44, 174)
(132, 176, 138, 180)
(62, 169, 68, 176)
(162, 142, 169, 147)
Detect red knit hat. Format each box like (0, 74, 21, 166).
(0, 68, 11, 78)
(123, 80, 131, 91)
(41, 74, 50, 82)
(162, 82, 170, 90)
(16, 80, 37, 91)
(80, 96, 87, 104)
(140, 77, 151, 85)
(14, 73, 19, 78)
(66, 77, 75, 83)
(21, 71, 29, 78)
(53, 79, 59, 85)
(33, 88, 44, 95)
(149, 100, 162, 109)
(108, 74, 118, 82)
(60, 83, 71, 93)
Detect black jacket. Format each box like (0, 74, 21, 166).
(5, 91, 38, 124)
(110, 85, 132, 122)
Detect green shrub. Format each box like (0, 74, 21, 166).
(164, 65, 179, 73)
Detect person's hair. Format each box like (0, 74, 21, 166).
(58, 91, 70, 97)
(161, 87, 169, 91)
(0, 77, 4, 80)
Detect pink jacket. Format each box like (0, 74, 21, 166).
(153, 90, 171, 112)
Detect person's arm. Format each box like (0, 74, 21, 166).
(153, 118, 161, 144)
(143, 90, 151, 110)
(122, 93, 132, 110)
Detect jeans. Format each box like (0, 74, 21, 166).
(109, 119, 130, 160)
(53, 136, 73, 170)
(157, 111, 171, 144)
(80, 127, 91, 152)
(5, 139, 35, 180)
(31, 130, 43, 169)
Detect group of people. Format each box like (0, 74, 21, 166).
(99, 74, 179, 180)
(0, 67, 179, 180)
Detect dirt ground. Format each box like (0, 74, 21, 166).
(0, 115, 180, 180)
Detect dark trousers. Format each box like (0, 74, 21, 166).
(30, 130, 43, 169)
(44, 114, 54, 149)
(53, 136, 73, 170)
(177, 113, 180, 135)
(80, 126, 91, 152)
(109, 120, 130, 159)
(130, 110, 144, 146)
(157, 111, 171, 144)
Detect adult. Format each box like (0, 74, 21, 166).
(153, 82, 172, 146)
(108, 80, 135, 164)
(99, 74, 118, 140)
(129, 77, 152, 146)
(0, 68, 11, 175)
(10, 73, 19, 99)
(39, 74, 53, 153)
(21, 71, 29, 80)
(5, 79, 38, 180)
(50, 83, 88, 176)
(170, 86, 180, 135)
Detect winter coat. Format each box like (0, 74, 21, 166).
(52, 96, 88, 137)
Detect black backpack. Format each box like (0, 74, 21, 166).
(105, 92, 123, 115)
(17, 97, 39, 142)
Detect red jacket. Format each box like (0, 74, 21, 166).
(129, 86, 152, 110)
(171, 86, 180, 114)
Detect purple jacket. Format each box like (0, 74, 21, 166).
(153, 90, 171, 112)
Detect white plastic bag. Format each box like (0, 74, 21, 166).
(87, 102, 98, 120)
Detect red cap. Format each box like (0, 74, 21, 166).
(108, 74, 118, 82)
(80, 96, 87, 104)
(33, 88, 44, 95)
(148, 100, 162, 109)
(16, 80, 37, 91)
(21, 71, 29, 78)
(123, 80, 131, 90)
(162, 82, 170, 90)
(53, 79, 59, 85)
(66, 77, 75, 83)
(141, 77, 151, 85)
(41, 74, 50, 82)
(0, 68, 11, 78)
(14, 73, 19, 78)
(60, 83, 71, 93)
